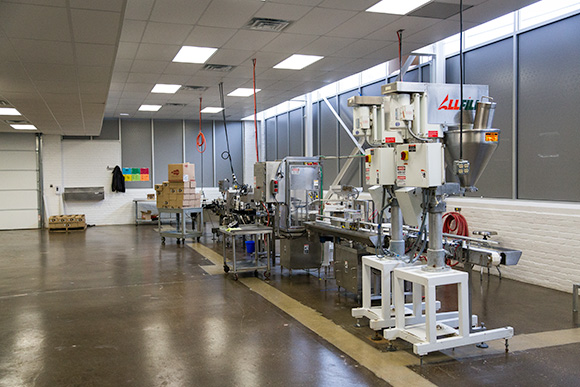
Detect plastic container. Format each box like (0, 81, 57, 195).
(245, 240, 256, 254)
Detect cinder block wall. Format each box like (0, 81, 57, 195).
(447, 197, 580, 293)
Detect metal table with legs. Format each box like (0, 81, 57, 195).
(219, 224, 273, 280)
(157, 207, 203, 245)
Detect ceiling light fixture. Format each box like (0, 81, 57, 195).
(172, 46, 218, 64)
(273, 54, 324, 70)
(120, 113, 129, 116)
(200, 107, 224, 113)
(11, 124, 37, 130)
(227, 88, 261, 97)
(138, 105, 162, 112)
(0, 108, 22, 116)
(366, 0, 433, 15)
(151, 84, 182, 94)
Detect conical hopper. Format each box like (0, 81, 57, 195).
(444, 129, 500, 190)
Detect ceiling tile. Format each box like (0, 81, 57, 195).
(141, 22, 193, 45)
(253, 2, 313, 21)
(149, 0, 211, 24)
(120, 20, 147, 42)
(163, 62, 203, 75)
(209, 48, 254, 66)
(306, 56, 356, 72)
(223, 30, 279, 51)
(11, 39, 75, 64)
(112, 59, 133, 72)
(327, 12, 399, 39)
(407, 20, 477, 45)
(77, 66, 112, 83)
(24, 63, 77, 82)
(70, 0, 125, 12)
(317, 0, 378, 11)
(285, 7, 357, 36)
(157, 74, 191, 84)
(298, 36, 357, 56)
(75, 43, 116, 66)
(126, 72, 159, 83)
(365, 16, 438, 42)
(35, 80, 79, 93)
(333, 39, 390, 59)
(265, 0, 324, 6)
(124, 0, 154, 20)
(183, 26, 237, 47)
(0, 3, 71, 41)
(197, 0, 264, 29)
(238, 51, 289, 69)
(116, 42, 139, 60)
(134, 43, 180, 61)
(130, 59, 168, 74)
(260, 33, 318, 54)
(0, 77, 37, 93)
(123, 83, 153, 92)
(70, 9, 121, 44)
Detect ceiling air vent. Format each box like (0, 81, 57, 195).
(164, 103, 187, 107)
(202, 64, 236, 72)
(180, 85, 209, 92)
(245, 17, 292, 32)
(0, 100, 12, 106)
(4, 119, 28, 124)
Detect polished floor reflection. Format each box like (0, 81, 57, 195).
(0, 226, 387, 387)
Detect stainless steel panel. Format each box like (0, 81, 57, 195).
(63, 187, 105, 201)
(280, 234, 321, 270)
(334, 244, 366, 295)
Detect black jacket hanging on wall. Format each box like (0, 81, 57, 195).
(112, 165, 125, 193)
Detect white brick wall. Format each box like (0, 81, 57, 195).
(447, 197, 580, 293)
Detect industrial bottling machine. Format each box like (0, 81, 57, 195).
(344, 81, 519, 356)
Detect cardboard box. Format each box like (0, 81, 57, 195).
(141, 210, 152, 220)
(147, 193, 155, 200)
(168, 163, 195, 182)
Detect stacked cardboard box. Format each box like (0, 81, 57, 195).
(48, 214, 86, 232)
(156, 163, 202, 209)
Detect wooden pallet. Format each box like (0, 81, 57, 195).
(49, 225, 87, 233)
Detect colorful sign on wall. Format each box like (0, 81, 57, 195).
(123, 167, 149, 181)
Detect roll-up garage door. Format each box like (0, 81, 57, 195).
(0, 133, 40, 230)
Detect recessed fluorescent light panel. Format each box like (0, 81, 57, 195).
(120, 113, 129, 116)
(274, 54, 323, 70)
(227, 88, 261, 97)
(11, 124, 37, 130)
(173, 46, 218, 64)
(366, 0, 432, 15)
(138, 104, 162, 112)
(151, 84, 181, 94)
(200, 107, 224, 113)
(0, 108, 21, 115)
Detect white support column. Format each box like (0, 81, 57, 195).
(304, 93, 313, 157)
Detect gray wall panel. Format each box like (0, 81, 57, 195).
(421, 64, 431, 83)
(276, 114, 289, 159)
(338, 90, 362, 187)
(265, 118, 276, 160)
(185, 120, 213, 188)
(464, 38, 513, 198)
(403, 68, 419, 82)
(446, 55, 460, 84)
(121, 119, 152, 188)
(320, 97, 338, 190)
(288, 108, 303, 156)
(362, 81, 383, 96)
(97, 119, 119, 140)
(214, 121, 243, 184)
(153, 120, 183, 185)
(312, 104, 319, 156)
(518, 14, 580, 201)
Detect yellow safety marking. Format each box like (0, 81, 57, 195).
(187, 243, 224, 274)
(240, 277, 435, 387)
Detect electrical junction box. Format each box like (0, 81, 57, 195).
(253, 161, 280, 203)
(365, 147, 396, 186)
(395, 143, 444, 188)
(352, 105, 370, 136)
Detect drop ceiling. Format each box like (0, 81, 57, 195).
(0, 0, 539, 135)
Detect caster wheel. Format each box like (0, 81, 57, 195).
(233, 274, 239, 281)
(224, 265, 230, 273)
(264, 271, 271, 279)
(161, 237, 166, 245)
(176, 239, 181, 245)
(254, 270, 259, 277)
(197, 237, 201, 243)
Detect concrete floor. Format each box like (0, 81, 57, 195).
(1, 224, 579, 386)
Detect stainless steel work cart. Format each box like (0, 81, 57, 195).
(219, 224, 273, 280)
(157, 207, 203, 244)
